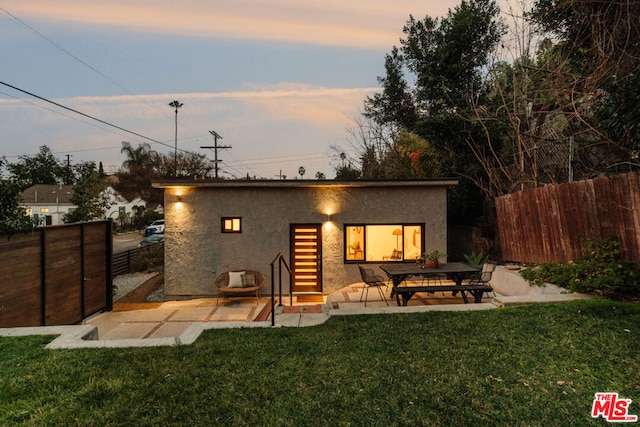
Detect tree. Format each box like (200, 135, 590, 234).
(6, 145, 64, 189)
(113, 141, 214, 205)
(364, 46, 417, 130)
(149, 151, 213, 179)
(63, 171, 110, 223)
(120, 141, 153, 174)
(348, 0, 505, 224)
(333, 151, 361, 180)
(72, 161, 99, 183)
(298, 166, 306, 179)
(0, 158, 39, 234)
(529, 0, 640, 168)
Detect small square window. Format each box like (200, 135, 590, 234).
(222, 217, 242, 233)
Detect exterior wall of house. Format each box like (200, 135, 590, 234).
(158, 181, 455, 299)
(26, 204, 75, 226)
(21, 185, 146, 225)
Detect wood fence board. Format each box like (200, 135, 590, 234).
(0, 288, 42, 327)
(626, 172, 640, 260)
(593, 176, 616, 238)
(496, 172, 640, 264)
(557, 184, 582, 262)
(612, 174, 638, 259)
(0, 221, 113, 327)
(83, 223, 109, 316)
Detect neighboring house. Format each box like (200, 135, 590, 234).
(20, 184, 146, 225)
(20, 184, 75, 226)
(102, 186, 146, 222)
(152, 179, 458, 299)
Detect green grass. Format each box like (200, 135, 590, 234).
(2, 299, 639, 426)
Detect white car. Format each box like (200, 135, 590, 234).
(145, 219, 165, 235)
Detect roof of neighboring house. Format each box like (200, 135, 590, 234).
(20, 184, 75, 205)
(151, 178, 460, 189)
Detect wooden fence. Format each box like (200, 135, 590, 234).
(496, 171, 640, 264)
(0, 221, 113, 328)
(112, 242, 163, 276)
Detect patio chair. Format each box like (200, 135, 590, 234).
(214, 270, 265, 305)
(358, 265, 389, 306)
(465, 263, 496, 297)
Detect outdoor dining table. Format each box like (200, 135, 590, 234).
(379, 262, 482, 306)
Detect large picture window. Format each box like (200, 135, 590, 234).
(345, 224, 423, 262)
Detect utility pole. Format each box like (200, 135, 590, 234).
(201, 130, 231, 179)
(65, 154, 72, 184)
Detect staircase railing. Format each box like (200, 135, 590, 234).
(269, 252, 293, 326)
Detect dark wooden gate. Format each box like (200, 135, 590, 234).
(0, 221, 113, 328)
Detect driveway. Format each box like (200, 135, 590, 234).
(113, 232, 144, 254)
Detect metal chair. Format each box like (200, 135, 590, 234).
(358, 265, 389, 306)
(466, 263, 496, 297)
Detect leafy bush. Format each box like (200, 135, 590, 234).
(519, 237, 640, 298)
(463, 251, 489, 268)
(131, 245, 164, 273)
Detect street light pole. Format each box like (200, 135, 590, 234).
(168, 100, 183, 176)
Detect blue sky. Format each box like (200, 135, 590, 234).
(0, 1, 475, 179)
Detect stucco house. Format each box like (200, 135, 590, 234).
(153, 179, 458, 299)
(20, 184, 146, 225)
(20, 184, 75, 225)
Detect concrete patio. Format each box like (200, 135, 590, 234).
(0, 266, 591, 349)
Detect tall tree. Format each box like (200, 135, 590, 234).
(114, 141, 214, 205)
(529, 0, 640, 166)
(357, 0, 504, 222)
(364, 47, 417, 130)
(120, 141, 153, 174)
(63, 171, 109, 223)
(6, 145, 64, 189)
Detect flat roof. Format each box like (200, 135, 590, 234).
(151, 178, 459, 189)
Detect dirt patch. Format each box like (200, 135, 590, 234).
(116, 272, 164, 304)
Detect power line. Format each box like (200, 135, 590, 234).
(0, 6, 177, 122)
(0, 80, 175, 151)
(0, 7, 127, 94)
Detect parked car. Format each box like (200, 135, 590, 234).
(138, 233, 165, 247)
(145, 219, 165, 236)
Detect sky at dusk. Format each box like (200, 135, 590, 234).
(0, 1, 510, 179)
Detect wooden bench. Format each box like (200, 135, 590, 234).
(393, 283, 493, 306)
(214, 270, 265, 305)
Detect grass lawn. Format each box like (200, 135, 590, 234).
(1, 298, 639, 426)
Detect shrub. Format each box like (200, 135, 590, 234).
(131, 245, 164, 273)
(519, 237, 640, 298)
(463, 251, 489, 268)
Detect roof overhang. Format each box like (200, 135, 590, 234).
(152, 178, 459, 189)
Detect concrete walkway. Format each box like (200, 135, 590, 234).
(0, 268, 591, 349)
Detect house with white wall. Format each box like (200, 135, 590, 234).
(152, 179, 458, 299)
(20, 184, 147, 225)
(20, 184, 75, 225)
(102, 186, 147, 223)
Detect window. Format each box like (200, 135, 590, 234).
(345, 224, 423, 262)
(40, 208, 49, 213)
(222, 217, 242, 233)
